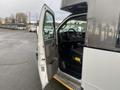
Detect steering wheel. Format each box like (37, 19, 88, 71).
(68, 28, 76, 33)
(67, 28, 77, 41)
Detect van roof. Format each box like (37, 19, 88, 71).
(61, 0, 88, 14)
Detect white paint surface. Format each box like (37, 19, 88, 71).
(37, 5, 49, 89)
(82, 47, 120, 90)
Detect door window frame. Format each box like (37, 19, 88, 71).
(56, 13, 87, 45)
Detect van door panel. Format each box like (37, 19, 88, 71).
(37, 4, 58, 89)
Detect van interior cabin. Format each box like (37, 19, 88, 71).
(58, 2, 88, 79)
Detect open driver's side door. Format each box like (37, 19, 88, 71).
(37, 4, 58, 89)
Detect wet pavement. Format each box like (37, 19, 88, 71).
(0, 28, 67, 90)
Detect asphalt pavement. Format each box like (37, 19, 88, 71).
(0, 28, 67, 90)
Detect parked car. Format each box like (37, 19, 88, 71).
(28, 25, 37, 32)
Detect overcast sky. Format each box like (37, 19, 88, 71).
(0, 0, 70, 21)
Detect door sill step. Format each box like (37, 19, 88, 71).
(53, 74, 81, 90)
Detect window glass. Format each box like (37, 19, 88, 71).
(43, 12, 54, 40)
(59, 16, 87, 33)
(58, 15, 87, 46)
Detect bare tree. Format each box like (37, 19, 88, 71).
(10, 14, 15, 23)
(16, 12, 27, 24)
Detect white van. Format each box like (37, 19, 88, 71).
(37, 0, 120, 90)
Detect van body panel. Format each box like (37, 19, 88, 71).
(82, 47, 120, 90)
(82, 0, 120, 89)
